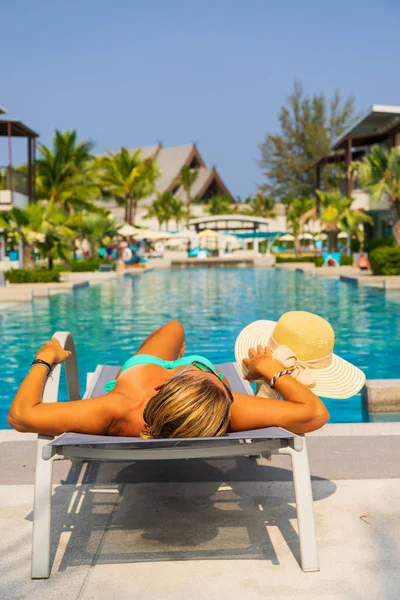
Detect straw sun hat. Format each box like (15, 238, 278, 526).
(234, 311, 365, 399)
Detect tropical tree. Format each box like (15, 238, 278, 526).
(169, 196, 186, 229)
(34, 206, 79, 269)
(316, 191, 372, 252)
(145, 191, 174, 229)
(242, 193, 276, 218)
(283, 197, 316, 256)
(36, 130, 99, 213)
(259, 81, 356, 199)
(97, 148, 159, 225)
(0, 204, 76, 269)
(78, 213, 120, 255)
(0, 207, 37, 269)
(178, 165, 198, 225)
(207, 195, 237, 216)
(353, 145, 400, 245)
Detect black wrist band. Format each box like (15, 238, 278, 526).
(30, 359, 52, 375)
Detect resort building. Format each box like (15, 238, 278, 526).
(100, 143, 235, 228)
(0, 110, 38, 265)
(0, 115, 38, 212)
(315, 105, 400, 239)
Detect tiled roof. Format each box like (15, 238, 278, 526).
(174, 167, 214, 201)
(153, 145, 197, 193)
(127, 143, 233, 205)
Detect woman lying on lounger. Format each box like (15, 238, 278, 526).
(8, 311, 365, 438)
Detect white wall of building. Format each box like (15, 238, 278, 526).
(0, 190, 29, 211)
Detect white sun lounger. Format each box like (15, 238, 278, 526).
(31, 332, 319, 578)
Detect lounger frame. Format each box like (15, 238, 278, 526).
(31, 332, 319, 578)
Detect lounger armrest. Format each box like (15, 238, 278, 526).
(42, 331, 80, 405)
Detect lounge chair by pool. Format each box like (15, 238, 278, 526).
(31, 332, 319, 578)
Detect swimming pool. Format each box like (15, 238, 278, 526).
(1, 268, 400, 428)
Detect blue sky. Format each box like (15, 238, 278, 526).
(1, 0, 400, 198)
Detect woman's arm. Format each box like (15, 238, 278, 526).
(136, 320, 185, 360)
(8, 338, 123, 436)
(229, 346, 330, 434)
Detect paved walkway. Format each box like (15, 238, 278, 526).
(1, 425, 399, 599)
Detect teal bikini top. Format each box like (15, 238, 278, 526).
(104, 354, 220, 392)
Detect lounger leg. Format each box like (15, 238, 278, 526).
(288, 442, 319, 572)
(31, 435, 54, 579)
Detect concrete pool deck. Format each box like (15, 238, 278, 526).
(1, 423, 399, 600)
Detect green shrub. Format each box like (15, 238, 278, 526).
(350, 237, 361, 253)
(340, 255, 353, 266)
(275, 255, 324, 267)
(365, 236, 394, 253)
(36, 263, 68, 272)
(369, 247, 400, 276)
(70, 259, 115, 272)
(4, 269, 61, 284)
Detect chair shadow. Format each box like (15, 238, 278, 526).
(27, 455, 336, 574)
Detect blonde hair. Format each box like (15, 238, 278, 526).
(140, 371, 232, 439)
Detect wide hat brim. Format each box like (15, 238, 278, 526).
(234, 320, 365, 399)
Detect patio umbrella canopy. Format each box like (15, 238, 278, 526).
(298, 233, 314, 240)
(314, 233, 328, 241)
(198, 228, 220, 238)
(337, 232, 348, 239)
(278, 234, 295, 242)
(172, 229, 198, 239)
(117, 224, 143, 237)
(141, 230, 172, 240)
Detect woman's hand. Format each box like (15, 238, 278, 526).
(36, 338, 71, 365)
(242, 345, 284, 381)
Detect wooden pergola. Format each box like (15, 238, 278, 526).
(0, 119, 39, 203)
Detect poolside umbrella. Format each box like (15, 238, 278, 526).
(337, 231, 348, 239)
(298, 233, 314, 240)
(117, 224, 143, 237)
(198, 228, 220, 250)
(278, 234, 295, 241)
(198, 228, 220, 238)
(314, 233, 328, 241)
(172, 228, 198, 239)
(141, 229, 172, 240)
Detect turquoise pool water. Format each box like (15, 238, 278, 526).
(1, 268, 400, 428)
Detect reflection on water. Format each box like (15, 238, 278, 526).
(1, 268, 400, 427)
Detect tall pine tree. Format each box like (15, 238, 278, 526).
(259, 81, 356, 199)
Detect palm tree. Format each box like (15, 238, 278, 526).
(36, 130, 99, 214)
(34, 205, 78, 269)
(353, 145, 400, 245)
(169, 196, 186, 229)
(178, 165, 198, 225)
(283, 197, 316, 256)
(207, 195, 237, 216)
(78, 213, 120, 255)
(145, 191, 174, 229)
(242, 193, 276, 218)
(0, 204, 76, 269)
(97, 148, 159, 225)
(316, 190, 372, 252)
(0, 207, 37, 269)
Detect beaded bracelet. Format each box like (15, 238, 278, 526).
(270, 369, 292, 389)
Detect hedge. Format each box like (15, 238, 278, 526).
(70, 259, 115, 272)
(275, 255, 324, 267)
(365, 236, 394, 253)
(369, 247, 400, 276)
(4, 270, 61, 284)
(340, 255, 353, 266)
